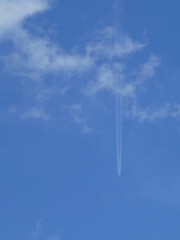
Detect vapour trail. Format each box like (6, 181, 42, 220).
(113, 0, 123, 176)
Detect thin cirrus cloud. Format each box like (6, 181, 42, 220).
(86, 26, 145, 60)
(47, 235, 60, 240)
(5, 28, 94, 76)
(1, 0, 180, 124)
(31, 220, 60, 240)
(1, 0, 94, 77)
(32, 220, 41, 240)
(21, 107, 50, 121)
(69, 104, 93, 134)
(0, 0, 49, 36)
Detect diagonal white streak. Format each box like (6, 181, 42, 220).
(113, 0, 123, 176)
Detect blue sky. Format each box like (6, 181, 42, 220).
(1, 0, 180, 239)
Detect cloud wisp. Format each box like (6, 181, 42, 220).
(69, 104, 92, 134)
(1, 0, 180, 178)
(0, 0, 49, 37)
(32, 220, 42, 240)
(1, 1, 180, 123)
(21, 107, 50, 121)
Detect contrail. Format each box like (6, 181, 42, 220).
(113, 0, 123, 176)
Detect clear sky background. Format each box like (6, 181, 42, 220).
(1, 0, 180, 239)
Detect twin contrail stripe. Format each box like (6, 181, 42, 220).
(113, 0, 123, 176)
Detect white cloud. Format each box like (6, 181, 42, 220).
(1, 1, 180, 125)
(35, 87, 58, 103)
(8, 106, 17, 114)
(0, 0, 49, 37)
(31, 221, 61, 240)
(47, 235, 60, 240)
(32, 220, 42, 240)
(5, 27, 94, 77)
(69, 104, 93, 133)
(85, 30, 146, 97)
(60, 86, 69, 96)
(21, 107, 50, 121)
(85, 49, 167, 122)
(86, 49, 160, 98)
(138, 55, 160, 80)
(0, 0, 94, 78)
(133, 55, 161, 90)
(132, 103, 180, 122)
(87, 27, 146, 59)
(86, 64, 117, 95)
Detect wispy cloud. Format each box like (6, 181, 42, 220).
(69, 104, 93, 134)
(47, 235, 61, 240)
(1, 0, 180, 126)
(1, 0, 93, 79)
(32, 220, 42, 240)
(131, 103, 180, 122)
(21, 107, 50, 121)
(4, 27, 94, 78)
(87, 27, 145, 59)
(0, 0, 49, 37)
(31, 220, 61, 240)
(137, 54, 160, 81)
(85, 63, 124, 95)
(8, 106, 17, 114)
